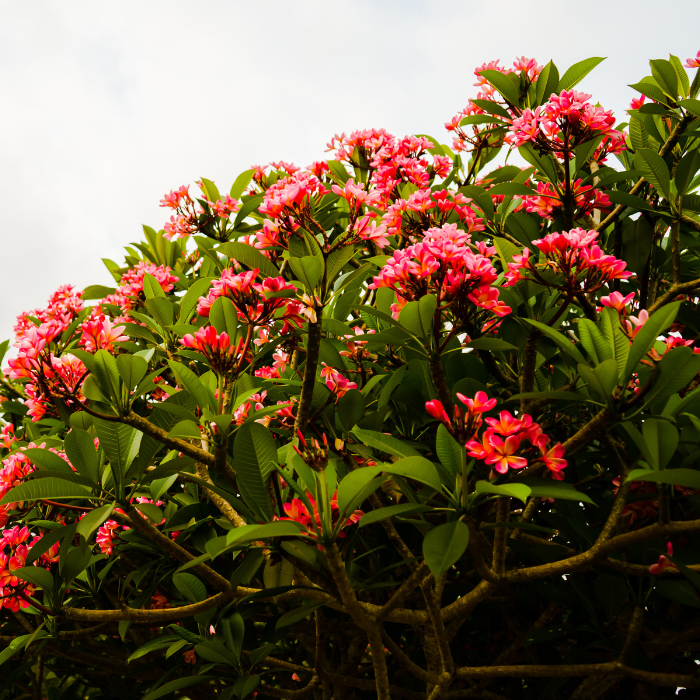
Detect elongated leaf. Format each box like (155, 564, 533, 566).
(289, 256, 323, 292)
(26, 524, 75, 565)
(600, 308, 629, 382)
(172, 573, 207, 604)
(233, 422, 275, 520)
(642, 419, 679, 470)
(558, 57, 605, 91)
(219, 241, 279, 279)
(230, 168, 255, 199)
(351, 428, 420, 458)
(423, 520, 469, 578)
(465, 337, 517, 352)
(127, 635, 181, 663)
(275, 601, 325, 630)
(535, 60, 560, 106)
(0, 478, 91, 505)
(436, 424, 464, 477)
(523, 319, 587, 366)
(383, 456, 442, 492)
(475, 481, 531, 504)
(359, 503, 433, 527)
(645, 347, 700, 412)
(142, 676, 216, 700)
(627, 468, 700, 490)
(479, 69, 520, 104)
(167, 360, 216, 412)
(178, 276, 216, 323)
(520, 477, 595, 505)
(625, 302, 680, 380)
(92, 349, 121, 402)
(142, 272, 166, 299)
(336, 467, 382, 515)
(93, 418, 139, 480)
(635, 148, 671, 198)
(12, 567, 54, 592)
(22, 447, 74, 474)
(76, 504, 115, 540)
(337, 389, 365, 433)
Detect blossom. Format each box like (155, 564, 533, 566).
(649, 543, 676, 575)
(629, 95, 646, 110)
(601, 291, 635, 312)
(685, 51, 700, 69)
(79, 315, 128, 353)
(281, 491, 363, 539)
(426, 400, 451, 426)
(484, 435, 528, 474)
(181, 326, 247, 374)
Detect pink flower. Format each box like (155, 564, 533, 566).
(649, 543, 676, 575)
(601, 291, 635, 312)
(629, 95, 646, 110)
(540, 442, 567, 480)
(457, 391, 497, 414)
(426, 400, 452, 427)
(685, 51, 700, 69)
(485, 411, 522, 436)
(79, 315, 128, 353)
(484, 435, 528, 474)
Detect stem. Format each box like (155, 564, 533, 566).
(562, 153, 575, 230)
(294, 315, 323, 434)
(671, 216, 681, 286)
(429, 356, 454, 416)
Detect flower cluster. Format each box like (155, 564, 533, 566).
(181, 326, 249, 375)
(320, 364, 358, 399)
(281, 491, 364, 539)
(506, 90, 625, 157)
(13, 285, 84, 341)
(79, 315, 129, 354)
(427, 392, 567, 479)
(505, 228, 632, 292)
(0, 452, 34, 527)
(523, 179, 611, 220)
(196, 268, 303, 332)
(102, 261, 178, 315)
(371, 223, 511, 322)
(161, 183, 240, 240)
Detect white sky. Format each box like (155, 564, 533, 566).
(1, 0, 698, 342)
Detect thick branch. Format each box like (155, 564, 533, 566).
(295, 315, 323, 433)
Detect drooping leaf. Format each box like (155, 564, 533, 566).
(422, 520, 469, 578)
(233, 422, 275, 521)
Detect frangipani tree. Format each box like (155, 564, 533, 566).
(2, 50, 700, 700)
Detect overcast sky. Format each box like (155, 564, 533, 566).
(1, 0, 698, 342)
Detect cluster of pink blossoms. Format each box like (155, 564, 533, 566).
(280, 491, 364, 540)
(232, 390, 295, 429)
(79, 315, 129, 354)
(0, 451, 34, 527)
(685, 51, 700, 69)
(321, 363, 358, 399)
(196, 267, 305, 333)
(160, 183, 240, 240)
(102, 261, 178, 315)
(6, 321, 88, 421)
(371, 223, 511, 322)
(181, 326, 250, 376)
(13, 285, 85, 341)
(427, 392, 567, 479)
(505, 228, 632, 292)
(506, 90, 626, 158)
(0, 525, 59, 612)
(523, 179, 611, 220)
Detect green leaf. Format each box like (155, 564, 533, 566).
(475, 481, 531, 504)
(423, 520, 469, 578)
(464, 337, 517, 352)
(642, 419, 679, 470)
(226, 521, 304, 547)
(22, 447, 74, 474)
(178, 276, 216, 323)
(81, 284, 116, 300)
(142, 272, 166, 299)
(535, 60, 560, 106)
(558, 57, 605, 91)
(680, 99, 700, 118)
(218, 241, 279, 279)
(326, 246, 355, 288)
(276, 601, 325, 630)
(520, 477, 596, 505)
(523, 319, 587, 366)
(359, 503, 433, 527)
(172, 573, 207, 603)
(0, 478, 91, 505)
(12, 567, 54, 592)
(645, 347, 700, 413)
(625, 302, 680, 380)
(92, 349, 121, 403)
(167, 360, 216, 412)
(336, 467, 382, 515)
(478, 69, 520, 105)
(127, 635, 182, 663)
(230, 168, 255, 199)
(487, 182, 535, 196)
(518, 145, 559, 184)
(436, 424, 463, 477)
(141, 676, 216, 700)
(578, 319, 612, 364)
(635, 148, 671, 198)
(209, 295, 240, 340)
(145, 297, 174, 328)
(289, 256, 324, 292)
(599, 308, 629, 383)
(93, 418, 139, 480)
(337, 389, 365, 433)
(627, 468, 700, 490)
(676, 150, 700, 196)
(650, 59, 679, 98)
(233, 422, 275, 521)
(116, 354, 148, 391)
(383, 456, 442, 492)
(630, 80, 670, 105)
(351, 428, 420, 458)
(76, 504, 115, 540)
